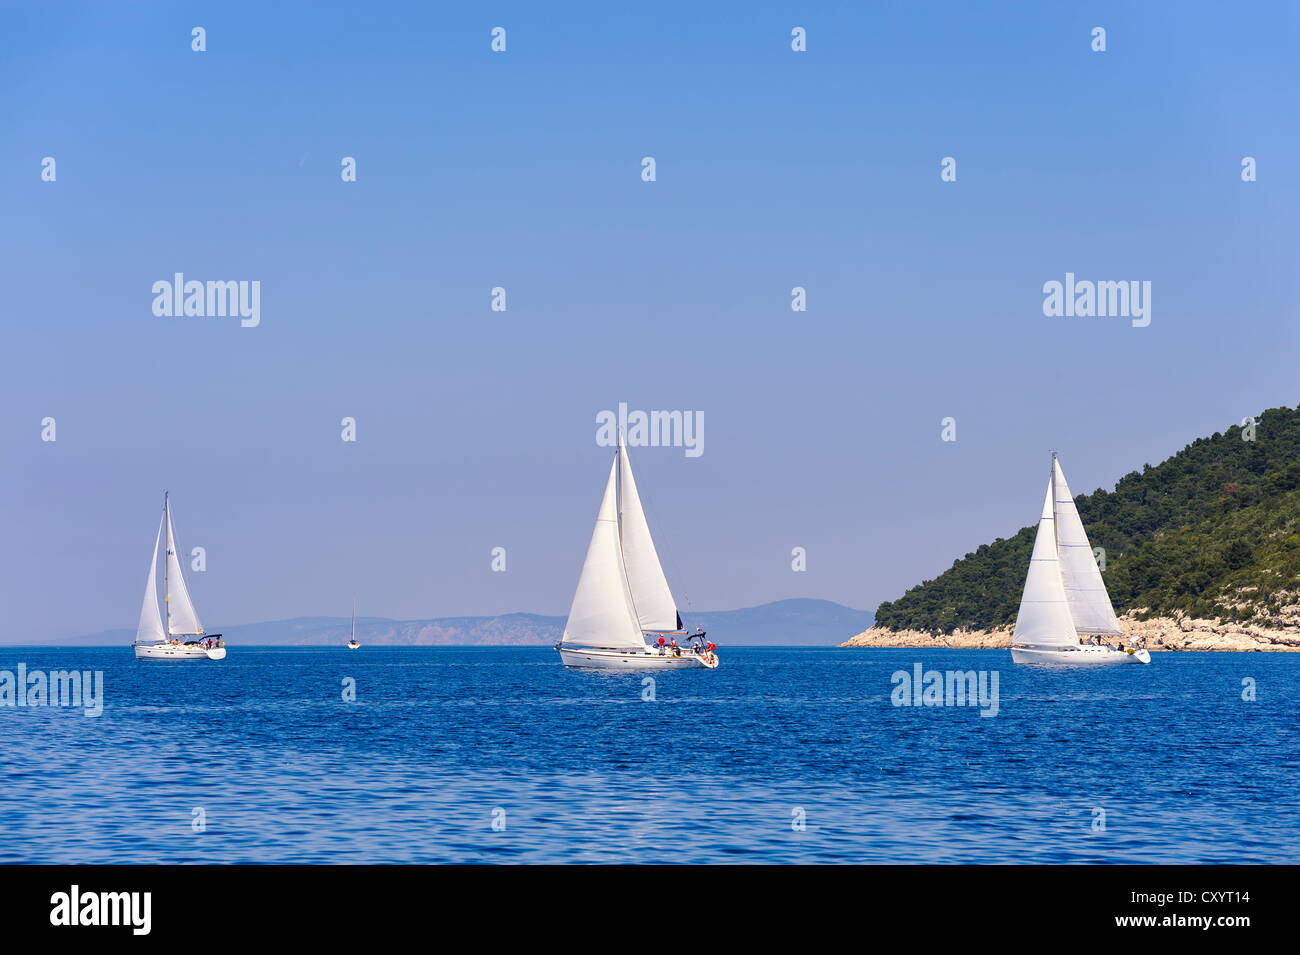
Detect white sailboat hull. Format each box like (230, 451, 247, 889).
(347, 641, 361, 649)
(559, 646, 719, 669)
(135, 642, 222, 661)
(1011, 644, 1150, 665)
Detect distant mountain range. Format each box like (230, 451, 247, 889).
(50, 599, 873, 647)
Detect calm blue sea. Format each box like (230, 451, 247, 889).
(0, 647, 1295, 863)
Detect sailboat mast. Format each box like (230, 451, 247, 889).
(1049, 451, 1058, 549)
(613, 432, 644, 634)
(615, 434, 623, 539)
(163, 491, 171, 637)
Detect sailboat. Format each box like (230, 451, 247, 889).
(134, 492, 226, 661)
(557, 434, 718, 669)
(1010, 453, 1150, 665)
(347, 599, 361, 649)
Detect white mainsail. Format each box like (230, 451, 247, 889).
(617, 440, 681, 632)
(136, 514, 166, 646)
(1052, 457, 1122, 635)
(164, 496, 204, 636)
(1012, 481, 1078, 648)
(561, 456, 646, 650)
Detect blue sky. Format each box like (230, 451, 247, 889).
(2, 2, 1297, 639)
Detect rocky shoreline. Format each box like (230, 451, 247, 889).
(841, 613, 1300, 652)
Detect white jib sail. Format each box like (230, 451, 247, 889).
(1012, 481, 1078, 648)
(136, 514, 166, 645)
(164, 499, 205, 636)
(617, 442, 679, 632)
(1052, 457, 1122, 635)
(561, 456, 646, 650)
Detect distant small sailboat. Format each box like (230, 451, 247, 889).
(1010, 453, 1150, 665)
(557, 433, 718, 669)
(134, 492, 225, 661)
(347, 599, 361, 649)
